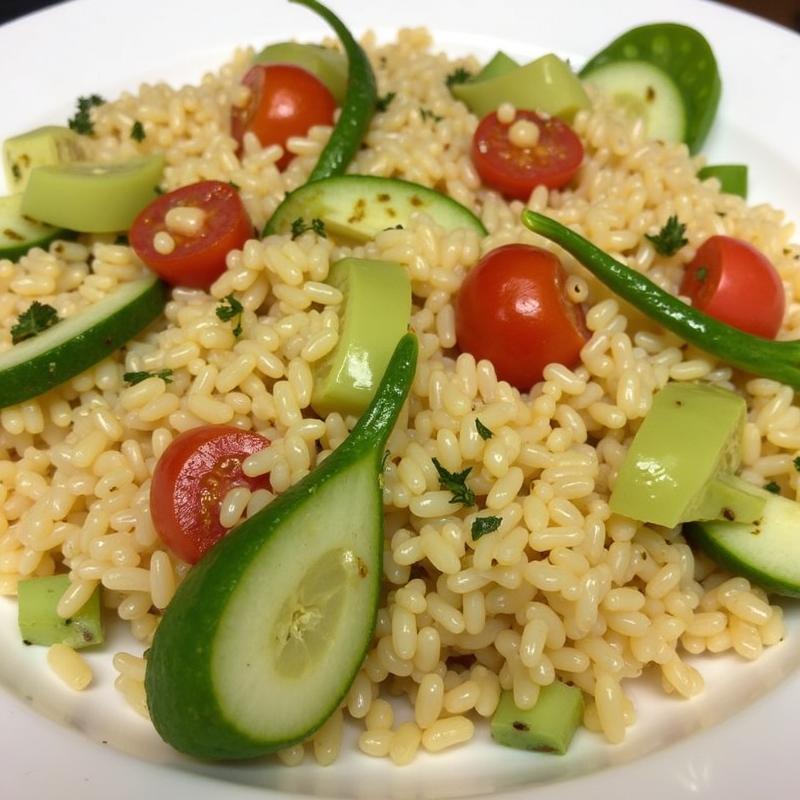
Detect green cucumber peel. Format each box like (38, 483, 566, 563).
(697, 164, 748, 198)
(474, 51, 520, 82)
(580, 23, 721, 153)
(145, 333, 418, 759)
(521, 210, 800, 389)
(0, 194, 65, 261)
(0, 276, 167, 408)
(289, 0, 377, 182)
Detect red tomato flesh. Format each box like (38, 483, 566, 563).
(455, 244, 589, 390)
(231, 63, 337, 170)
(150, 425, 271, 564)
(130, 180, 252, 289)
(679, 235, 785, 339)
(471, 110, 584, 201)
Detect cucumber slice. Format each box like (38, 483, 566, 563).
(264, 174, 487, 242)
(697, 164, 748, 198)
(18, 574, 103, 649)
(451, 53, 590, 121)
(311, 257, 411, 417)
(474, 51, 520, 82)
(145, 333, 418, 759)
(0, 194, 65, 261)
(3, 125, 85, 193)
(580, 23, 721, 153)
(255, 42, 347, 105)
(685, 487, 800, 597)
(579, 61, 685, 145)
(609, 382, 766, 528)
(0, 276, 167, 408)
(21, 154, 164, 233)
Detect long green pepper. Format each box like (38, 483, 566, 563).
(522, 210, 800, 389)
(290, 0, 377, 182)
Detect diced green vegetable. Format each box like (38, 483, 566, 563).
(451, 53, 590, 121)
(265, 174, 487, 242)
(311, 257, 411, 417)
(3, 125, 85, 192)
(21, 154, 164, 233)
(473, 51, 519, 82)
(579, 23, 721, 153)
(0, 194, 65, 261)
(697, 164, 748, 198)
(145, 334, 418, 759)
(491, 683, 583, 754)
(255, 41, 348, 105)
(18, 574, 104, 649)
(0, 276, 167, 408)
(609, 381, 765, 528)
(686, 486, 800, 597)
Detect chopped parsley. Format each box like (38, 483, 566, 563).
(67, 94, 105, 135)
(290, 216, 327, 239)
(114, 233, 129, 245)
(764, 481, 781, 494)
(432, 457, 475, 506)
(10, 302, 60, 344)
(375, 91, 396, 112)
(446, 67, 472, 88)
(794, 456, 800, 473)
(645, 215, 688, 256)
(130, 120, 146, 142)
(471, 515, 501, 540)
(216, 294, 244, 337)
(419, 107, 443, 123)
(475, 418, 494, 440)
(123, 369, 174, 385)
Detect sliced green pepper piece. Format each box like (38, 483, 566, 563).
(522, 210, 800, 390)
(697, 164, 748, 198)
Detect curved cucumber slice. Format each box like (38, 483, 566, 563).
(697, 164, 748, 198)
(580, 23, 721, 153)
(255, 42, 347, 105)
(610, 382, 766, 528)
(686, 488, 800, 597)
(3, 125, 85, 193)
(0, 194, 65, 261)
(311, 257, 411, 417)
(21, 154, 164, 233)
(579, 61, 685, 145)
(452, 53, 589, 121)
(145, 333, 418, 759)
(264, 174, 487, 241)
(474, 51, 520, 83)
(0, 276, 167, 408)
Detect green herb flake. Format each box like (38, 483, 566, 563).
(432, 457, 475, 506)
(645, 215, 688, 257)
(290, 217, 327, 239)
(216, 294, 244, 337)
(11, 301, 60, 344)
(446, 67, 472, 88)
(471, 515, 502, 540)
(794, 456, 800, 473)
(130, 120, 146, 142)
(375, 91, 396, 112)
(764, 481, 781, 494)
(114, 233, 129, 245)
(67, 94, 105, 136)
(154, 185, 165, 195)
(475, 418, 494, 440)
(123, 369, 174, 386)
(419, 107, 443, 123)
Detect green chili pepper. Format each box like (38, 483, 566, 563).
(290, 0, 377, 182)
(521, 210, 800, 389)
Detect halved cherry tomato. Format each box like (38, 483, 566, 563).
(150, 425, 271, 564)
(455, 244, 589, 390)
(130, 180, 252, 289)
(679, 235, 785, 339)
(471, 110, 584, 200)
(231, 63, 337, 170)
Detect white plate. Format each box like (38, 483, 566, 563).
(1, 1, 799, 798)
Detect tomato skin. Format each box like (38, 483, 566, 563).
(471, 110, 584, 200)
(455, 244, 589, 390)
(130, 180, 252, 289)
(679, 235, 785, 339)
(150, 425, 271, 564)
(231, 64, 337, 170)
